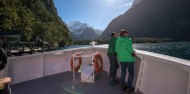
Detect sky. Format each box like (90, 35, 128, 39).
(54, 0, 133, 30)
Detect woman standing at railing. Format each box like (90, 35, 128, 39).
(115, 29, 136, 93)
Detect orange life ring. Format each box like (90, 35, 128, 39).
(70, 54, 82, 71)
(93, 53, 103, 74)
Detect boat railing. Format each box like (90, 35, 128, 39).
(1, 46, 190, 94)
(2, 41, 49, 56)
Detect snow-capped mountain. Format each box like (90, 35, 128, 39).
(67, 21, 103, 40)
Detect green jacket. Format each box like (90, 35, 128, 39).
(115, 36, 135, 62)
(107, 37, 117, 55)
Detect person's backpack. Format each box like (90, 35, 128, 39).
(0, 48, 7, 71)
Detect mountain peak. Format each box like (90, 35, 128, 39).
(131, 0, 142, 7)
(67, 21, 103, 40)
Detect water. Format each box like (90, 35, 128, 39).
(58, 42, 190, 61)
(55, 45, 90, 50)
(133, 42, 190, 60)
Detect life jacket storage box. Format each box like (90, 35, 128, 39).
(80, 65, 94, 83)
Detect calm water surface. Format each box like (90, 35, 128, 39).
(59, 42, 190, 61)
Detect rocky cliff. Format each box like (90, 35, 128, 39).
(100, 0, 190, 41)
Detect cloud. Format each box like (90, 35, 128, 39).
(118, 2, 133, 9)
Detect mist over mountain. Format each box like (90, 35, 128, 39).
(68, 21, 103, 40)
(100, 0, 190, 41)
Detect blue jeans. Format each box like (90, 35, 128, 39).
(120, 62, 134, 89)
(107, 54, 119, 83)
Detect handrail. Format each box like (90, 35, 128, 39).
(73, 51, 84, 57)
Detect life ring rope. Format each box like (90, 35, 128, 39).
(70, 54, 82, 71)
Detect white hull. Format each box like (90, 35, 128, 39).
(1, 46, 190, 94)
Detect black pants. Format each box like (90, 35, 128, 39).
(0, 84, 11, 94)
(107, 54, 119, 81)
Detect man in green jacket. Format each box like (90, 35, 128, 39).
(115, 29, 135, 92)
(107, 32, 119, 86)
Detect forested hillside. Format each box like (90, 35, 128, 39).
(0, 0, 72, 46)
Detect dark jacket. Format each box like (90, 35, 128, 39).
(0, 48, 7, 71)
(107, 37, 117, 55)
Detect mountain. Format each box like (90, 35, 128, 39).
(68, 21, 103, 40)
(0, 0, 72, 46)
(100, 0, 190, 41)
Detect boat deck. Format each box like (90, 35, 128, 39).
(11, 71, 142, 94)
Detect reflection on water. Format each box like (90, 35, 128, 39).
(133, 42, 190, 60)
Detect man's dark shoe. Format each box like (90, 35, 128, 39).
(120, 88, 126, 92)
(120, 86, 127, 92)
(126, 87, 134, 92)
